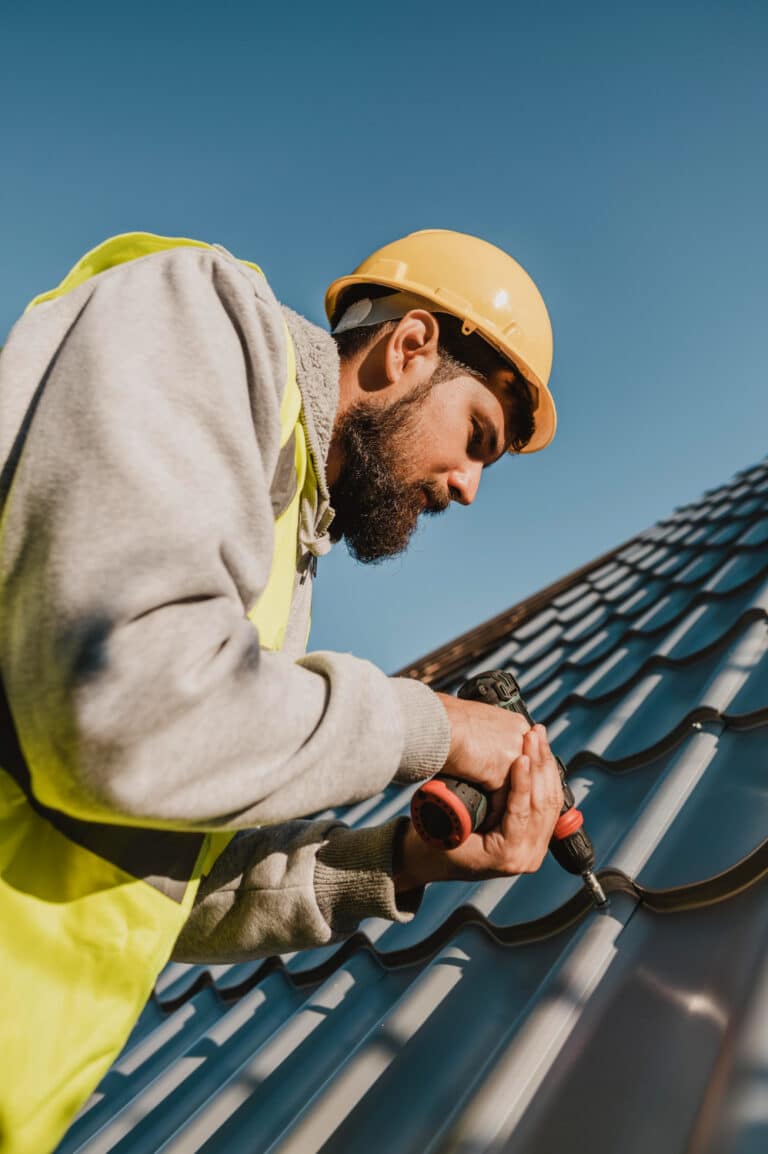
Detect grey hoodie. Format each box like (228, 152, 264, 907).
(0, 242, 450, 957)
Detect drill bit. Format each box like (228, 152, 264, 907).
(583, 870, 608, 906)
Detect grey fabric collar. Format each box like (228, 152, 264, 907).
(281, 306, 339, 468)
(280, 306, 339, 555)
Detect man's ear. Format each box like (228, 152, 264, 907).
(384, 310, 440, 387)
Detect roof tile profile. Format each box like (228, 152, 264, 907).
(57, 455, 768, 1154)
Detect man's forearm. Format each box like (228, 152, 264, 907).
(172, 817, 423, 962)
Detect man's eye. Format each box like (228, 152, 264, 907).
(469, 418, 484, 454)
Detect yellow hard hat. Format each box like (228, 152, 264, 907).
(325, 228, 556, 453)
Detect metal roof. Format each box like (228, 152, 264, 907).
(57, 456, 768, 1154)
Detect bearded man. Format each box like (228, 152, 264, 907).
(0, 229, 564, 1154)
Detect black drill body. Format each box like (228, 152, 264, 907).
(410, 669, 607, 905)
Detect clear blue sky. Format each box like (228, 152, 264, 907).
(3, 1, 766, 673)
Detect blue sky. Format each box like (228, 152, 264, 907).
(3, 1, 766, 673)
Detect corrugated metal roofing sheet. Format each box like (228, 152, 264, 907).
(56, 456, 768, 1154)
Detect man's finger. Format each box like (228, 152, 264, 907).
(528, 727, 552, 812)
(503, 753, 531, 838)
(537, 727, 564, 803)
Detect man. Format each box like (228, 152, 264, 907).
(0, 229, 564, 1153)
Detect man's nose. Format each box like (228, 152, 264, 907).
(446, 460, 483, 506)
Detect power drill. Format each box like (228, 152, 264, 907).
(410, 670, 607, 906)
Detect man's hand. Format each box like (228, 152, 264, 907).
(435, 689, 532, 826)
(395, 725, 564, 888)
(437, 690, 532, 788)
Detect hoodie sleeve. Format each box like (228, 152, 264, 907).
(172, 817, 423, 963)
(0, 244, 449, 831)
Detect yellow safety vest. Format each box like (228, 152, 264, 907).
(0, 234, 315, 1154)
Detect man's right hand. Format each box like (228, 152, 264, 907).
(435, 690, 532, 824)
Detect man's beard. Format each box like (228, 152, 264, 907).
(328, 382, 449, 563)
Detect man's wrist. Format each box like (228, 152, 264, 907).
(392, 817, 419, 893)
(393, 819, 449, 892)
(315, 818, 426, 932)
(434, 691, 467, 775)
